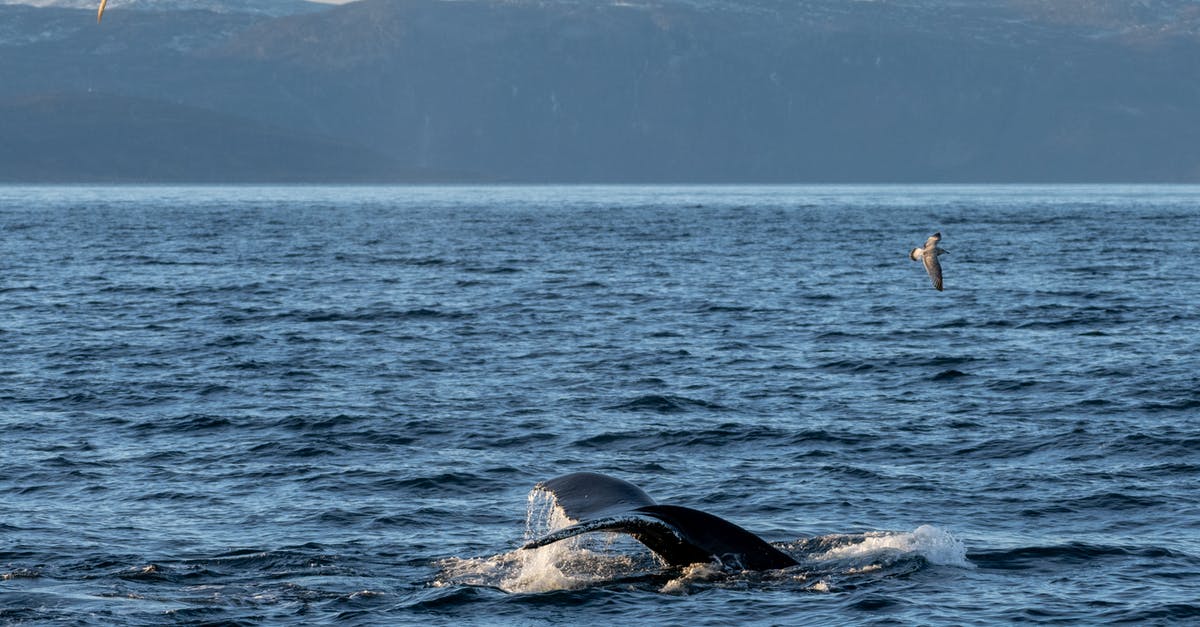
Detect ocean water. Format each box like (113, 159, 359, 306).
(2, 184, 1198, 625)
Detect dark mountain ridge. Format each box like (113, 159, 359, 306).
(0, 91, 407, 182)
(2, 0, 1199, 182)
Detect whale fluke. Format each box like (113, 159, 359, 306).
(522, 472, 798, 571)
(536, 471, 657, 520)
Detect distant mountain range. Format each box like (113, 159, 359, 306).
(2, 0, 1199, 182)
(1, 0, 324, 17)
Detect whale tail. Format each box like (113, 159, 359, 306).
(523, 472, 798, 571)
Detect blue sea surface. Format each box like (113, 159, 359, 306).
(2, 184, 1198, 625)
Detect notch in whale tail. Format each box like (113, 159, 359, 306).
(523, 472, 798, 571)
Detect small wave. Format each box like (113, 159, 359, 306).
(131, 413, 234, 433)
(0, 284, 39, 294)
(818, 360, 876, 373)
(189, 545, 340, 574)
(696, 303, 753, 314)
(986, 378, 1043, 391)
(273, 414, 367, 433)
(1139, 462, 1200, 475)
(401, 585, 494, 610)
(299, 307, 471, 323)
(1104, 603, 1200, 623)
(246, 441, 342, 458)
(465, 265, 522, 274)
(115, 563, 171, 582)
(923, 355, 978, 368)
(1074, 397, 1117, 407)
(953, 431, 1078, 459)
(197, 384, 232, 396)
(968, 542, 1186, 570)
(847, 595, 901, 611)
(1048, 491, 1166, 513)
(47, 392, 101, 406)
(207, 334, 263, 348)
(820, 464, 889, 481)
(788, 429, 869, 446)
(567, 281, 608, 290)
(389, 472, 491, 492)
(404, 256, 451, 267)
(1107, 432, 1200, 457)
(97, 284, 163, 294)
(802, 526, 973, 569)
(813, 331, 857, 340)
(572, 424, 790, 450)
(1, 568, 41, 580)
(1139, 397, 1200, 412)
(135, 491, 222, 504)
(606, 394, 727, 414)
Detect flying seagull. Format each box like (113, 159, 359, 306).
(909, 231, 948, 291)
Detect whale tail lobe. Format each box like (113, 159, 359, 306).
(523, 472, 798, 571)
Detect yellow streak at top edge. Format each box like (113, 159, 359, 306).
(97, 0, 108, 23)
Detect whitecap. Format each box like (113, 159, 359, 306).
(809, 524, 973, 568)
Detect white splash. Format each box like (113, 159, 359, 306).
(434, 486, 654, 594)
(501, 544, 587, 593)
(435, 536, 649, 594)
(810, 525, 973, 568)
(659, 562, 723, 595)
(524, 486, 574, 542)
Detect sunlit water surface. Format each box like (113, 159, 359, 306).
(2, 185, 1198, 625)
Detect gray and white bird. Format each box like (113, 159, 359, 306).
(909, 231, 948, 291)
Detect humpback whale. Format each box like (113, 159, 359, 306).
(909, 231, 948, 291)
(521, 472, 798, 571)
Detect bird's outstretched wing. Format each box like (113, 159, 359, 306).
(923, 253, 943, 291)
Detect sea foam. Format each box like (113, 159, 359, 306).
(810, 524, 973, 568)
